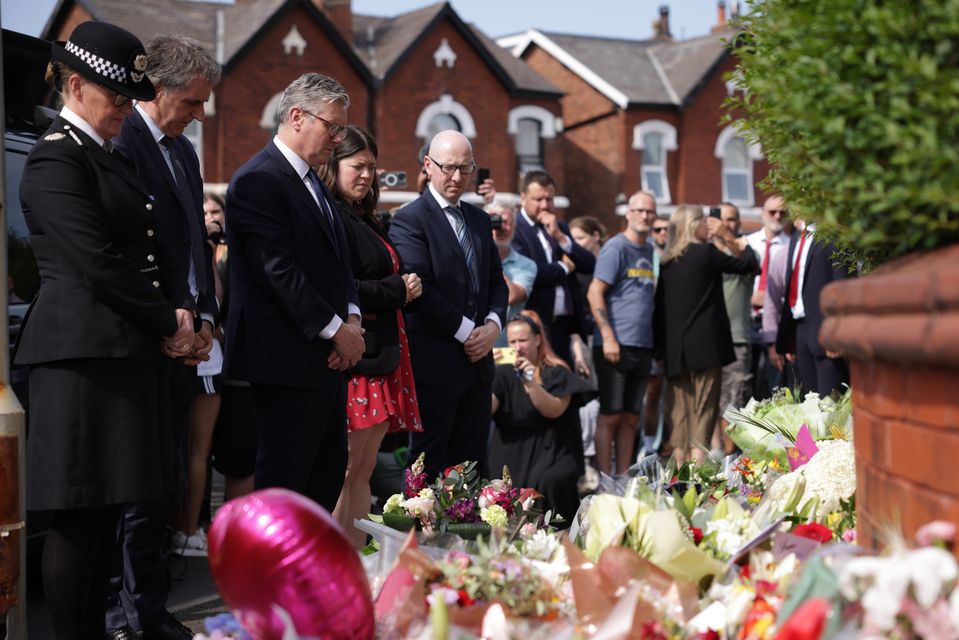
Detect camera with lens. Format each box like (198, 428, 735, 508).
(378, 171, 407, 189)
(489, 213, 503, 230)
(207, 220, 226, 245)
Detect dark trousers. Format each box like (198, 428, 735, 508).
(106, 362, 192, 630)
(408, 372, 492, 480)
(250, 379, 348, 513)
(795, 320, 849, 397)
(548, 314, 577, 366)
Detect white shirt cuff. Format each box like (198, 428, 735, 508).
(348, 303, 361, 318)
(484, 312, 502, 332)
(558, 235, 573, 253)
(558, 261, 571, 275)
(319, 314, 343, 340)
(200, 312, 215, 327)
(454, 317, 476, 343)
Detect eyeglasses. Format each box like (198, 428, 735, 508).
(764, 208, 788, 217)
(629, 208, 657, 215)
(427, 155, 477, 175)
(301, 109, 346, 140)
(90, 81, 130, 107)
(652, 227, 668, 233)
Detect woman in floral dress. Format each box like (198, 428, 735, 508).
(320, 125, 423, 547)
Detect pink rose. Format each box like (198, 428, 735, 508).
(916, 521, 957, 547)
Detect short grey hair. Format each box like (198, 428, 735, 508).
(146, 35, 221, 91)
(486, 198, 516, 216)
(277, 73, 350, 125)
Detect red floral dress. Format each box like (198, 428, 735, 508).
(346, 239, 423, 433)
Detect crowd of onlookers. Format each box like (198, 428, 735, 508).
(17, 20, 852, 640)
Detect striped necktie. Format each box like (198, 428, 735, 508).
(446, 204, 478, 294)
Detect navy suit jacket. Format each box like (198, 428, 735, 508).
(511, 213, 594, 336)
(114, 110, 215, 318)
(224, 141, 358, 388)
(389, 192, 508, 386)
(776, 232, 851, 357)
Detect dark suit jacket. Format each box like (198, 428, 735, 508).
(224, 141, 357, 388)
(15, 116, 178, 364)
(776, 233, 850, 357)
(389, 192, 508, 386)
(511, 213, 595, 336)
(653, 242, 758, 379)
(336, 200, 407, 371)
(114, 109, 215, 318)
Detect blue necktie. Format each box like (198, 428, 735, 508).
(305, 169, 339, 253)
(446, 204, 479, 295)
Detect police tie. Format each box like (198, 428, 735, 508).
(446, 204, 479, 295)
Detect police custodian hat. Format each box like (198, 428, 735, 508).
(51, 21, 156, 101)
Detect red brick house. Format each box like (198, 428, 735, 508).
(42, 0, 565, 206)
(498, 6, 770, 227)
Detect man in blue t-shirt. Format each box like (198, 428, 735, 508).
(587, 191, 657, 475)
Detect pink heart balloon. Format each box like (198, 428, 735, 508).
(208, 488, 374, 640)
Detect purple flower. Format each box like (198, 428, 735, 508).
(444, 498, 479, 523)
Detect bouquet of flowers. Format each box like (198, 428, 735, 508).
(377, 454, 541, 539)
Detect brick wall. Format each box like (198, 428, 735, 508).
(208, 4, 369, 184)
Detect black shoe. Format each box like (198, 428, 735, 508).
(106, 626, 140, 640)
(139, 613, 193, 640)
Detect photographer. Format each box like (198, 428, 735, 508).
(490, 311, 589, 523)
(487, 200, 537, 346)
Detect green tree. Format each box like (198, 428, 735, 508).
(728, 0, 959, 269)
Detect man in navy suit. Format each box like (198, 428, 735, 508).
(109, 35, 220, 640)
(390, 130, 508, 479)
(776, 223, 852, 397)
(512, 171, 595, 365)
(225, 73, 364, 512)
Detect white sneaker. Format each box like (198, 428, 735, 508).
(171, 528, 208, 557)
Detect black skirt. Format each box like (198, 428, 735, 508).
(27, 358, 174, 510)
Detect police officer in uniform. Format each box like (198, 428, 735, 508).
(16, 22, 196, 639)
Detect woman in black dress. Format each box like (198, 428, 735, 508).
(15, 22, 195, 638)
(489, 311, 587, 523)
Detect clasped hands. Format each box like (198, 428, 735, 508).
(161, 308, 212, 365)
(464, 320, 499, 363)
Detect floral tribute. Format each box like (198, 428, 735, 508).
(378, 453, 542, 537)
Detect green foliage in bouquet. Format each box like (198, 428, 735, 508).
(728, 0, 959, 270)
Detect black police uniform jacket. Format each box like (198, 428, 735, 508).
(16, 115, 181, 508)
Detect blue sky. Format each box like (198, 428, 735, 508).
(1, 0, 747, 40)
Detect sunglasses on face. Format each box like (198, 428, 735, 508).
(652, 227, 668, 233)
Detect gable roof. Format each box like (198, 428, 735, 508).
(497, 28, 731, 109)
(352, 2, 561, 97)
(43, 0, 372, 85)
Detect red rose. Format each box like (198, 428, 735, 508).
(456, 588, 474, 607)
(775, 596, 831, 640)
(739, 564, 751, 580)
(691, 527, 704, 545)
(792, 522, 833, 544)
(691, 631, 720, 640)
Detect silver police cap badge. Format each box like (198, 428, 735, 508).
(131, 54, 148, 82)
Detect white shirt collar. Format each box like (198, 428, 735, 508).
(135, 103, 166, 144)
(520, 208, 537, 227)
(59, 106, 105, 147)
(272, 135, 310, 181)
(428, 183, 458, 210)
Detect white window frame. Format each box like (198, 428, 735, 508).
(414, 94, 477, 140)
(632, 119, 677, 205)
(260, 92, 283, 133)
(183, 120, 204, 177)
(714, 125, 764, 207)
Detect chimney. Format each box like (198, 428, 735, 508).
(712, 0, 727, 33)
(314, 0, 353, 44)
(730, 0, 741, 19)
(654, 5, 672, 40)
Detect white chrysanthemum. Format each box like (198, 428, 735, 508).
(524, 529, 561, 562)
(383, 493, 405, 514)
(766, 439, 855, 518)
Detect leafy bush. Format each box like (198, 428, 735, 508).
(728, 0, 959, 268)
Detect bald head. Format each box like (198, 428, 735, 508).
(425, 129, 475, 203)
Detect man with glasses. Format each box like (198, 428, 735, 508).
(587, 191, 657, 474)
(512, 171, 595, 366)
(746, 195, 791, 398)
(224, 73, 364, 513)
(390, 130, 508, 479)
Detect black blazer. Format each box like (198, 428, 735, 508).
(776, 233, 851, 357)
(653, 242, 758, 378)
(15, 116, 178, 364)
(224, 142, 358, 388)
(335, 201, 407, 369)
(389, 192, 508, 385)
(511, 214, 595, 336)
(114, 109, 215, 317)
